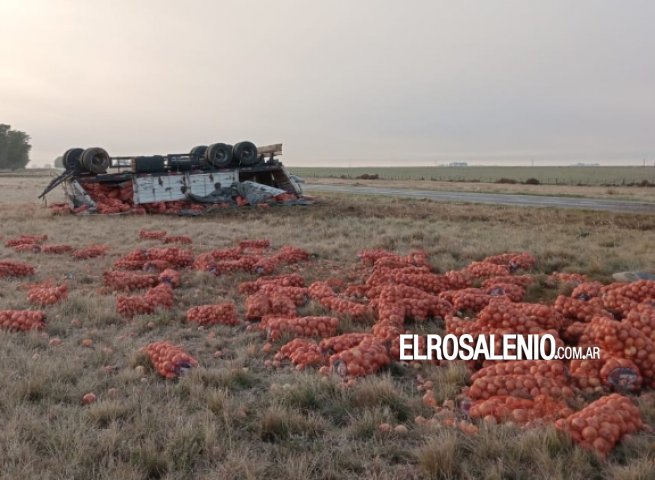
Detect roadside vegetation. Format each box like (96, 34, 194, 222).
(304, 176, 655, 204)
(291, 166, 655, 186)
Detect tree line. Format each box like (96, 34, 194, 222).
(0, 124, 31, 169)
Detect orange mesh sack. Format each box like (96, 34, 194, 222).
(27, 283, 68, 306)
(625, 303, 655, 342)
(599, 357, 643, 393)
(116, 284, 174, 318)
(163, 235, 192, 245)
(138, 230, 167, 240)
(238, 273, 305, 295)
(468, 373, 573, 401)
(104, 271, 158, 291)
(273, 338, 327, 369)
(329, 338, 391, 377)
(72, 245, 109, 260)
(144, 341, 198, 379)
(0, 260, 35, 278)
(41, 244, 74, 254)
(186, 302, 239, 326)
(4, 234, 47, 247)
(0, 310, 46, 331)
(158, 268, 181, 288)
(585, 317, 655, 388)
(555, 394, 643, 456)
(470, 394, 573, 425)
(260, 316, 339, 341)
(569, 358, 604, 394)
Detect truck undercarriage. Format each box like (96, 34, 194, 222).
(40, 142, 309, 214)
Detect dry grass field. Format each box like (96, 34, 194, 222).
(291, 166, 655, 186)
(1, 177, 655, 479)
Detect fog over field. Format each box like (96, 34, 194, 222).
(1, 0, 653, 167)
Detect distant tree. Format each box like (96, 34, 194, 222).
(0, 124, 32, 169)
(54, 155, 64, 168)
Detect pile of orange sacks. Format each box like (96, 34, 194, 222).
(194, 244, 309, 277)
(4, 234, 75, 256)
(116, 283, 174, 318)
(245, 292, 297, 320)
(114, 247, 193, 270)
(247, 249, 653, 456)
(82, 182, 136, 214)
(6, 229, 652, 457)
(58, 180, 302, 216)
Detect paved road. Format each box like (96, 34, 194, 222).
(304, 184, 655, 214)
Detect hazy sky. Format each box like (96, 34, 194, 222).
(1, 0, 653, 167)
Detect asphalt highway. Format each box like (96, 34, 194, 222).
(304, 184, 655, 214)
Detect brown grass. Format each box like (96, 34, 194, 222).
(0, 178, 654, 479)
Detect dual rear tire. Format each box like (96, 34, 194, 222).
(63, 147, 110, 174)
(204, 143, 233, 169)
(191, 141, 259, 169)
(233, 141, 258, 166)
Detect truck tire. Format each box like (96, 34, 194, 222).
(189, 145, 207, 161)
(233, 141, 258, 166)
(205, 143, 233, 169)
(81, 147, 110, 174)
(63, 148, 84, 171)
(190, 145, 208, 169)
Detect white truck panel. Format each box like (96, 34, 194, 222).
(133, 175, 186, 204)
(132, 171, 238, 204)
(188, 171, 237, 196)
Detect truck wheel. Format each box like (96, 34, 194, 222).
(205, 143, 233, 169)
(189, 145, 207, 160)
(81, 147, 110, 174)
(190, 145, 207, 168)
(63, 148, 84, 171)
(233, 141, 258, 166)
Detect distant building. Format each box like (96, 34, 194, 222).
(447, 162, 468, 167)
(572, 162, 600, 167)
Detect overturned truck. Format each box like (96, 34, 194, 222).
(40, 142, 308, 214)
